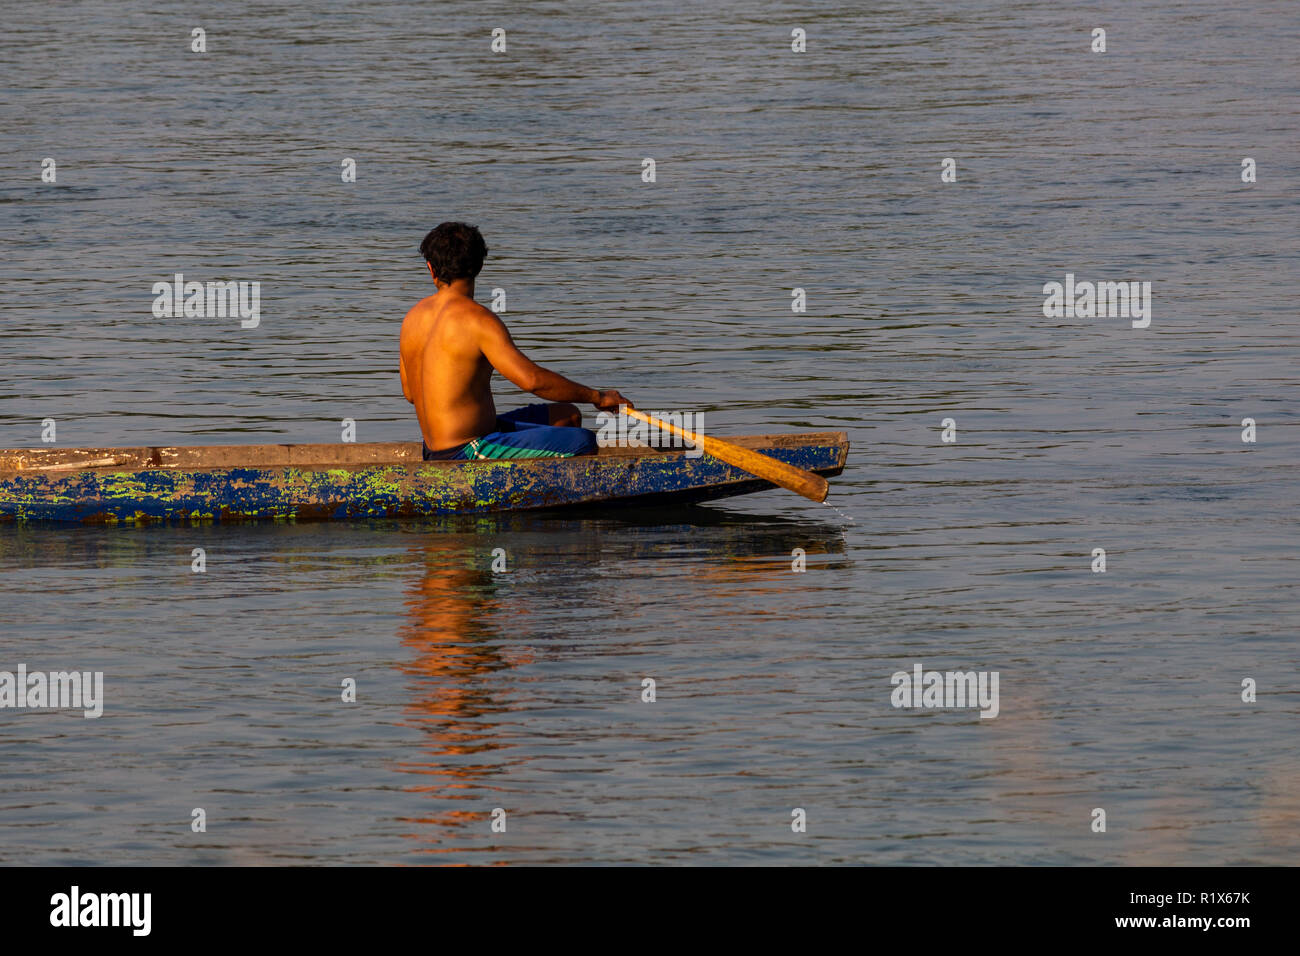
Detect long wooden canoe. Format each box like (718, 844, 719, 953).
(0, 433, 848, 524)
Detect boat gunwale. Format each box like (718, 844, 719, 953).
(0, 432, 849, 478)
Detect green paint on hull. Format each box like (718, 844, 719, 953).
(0, 436, 848, 525)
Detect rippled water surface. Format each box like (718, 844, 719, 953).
(1, 1, 1298, 864)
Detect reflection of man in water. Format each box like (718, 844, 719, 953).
(399, 536, 515, 722)
(395, 534, 527, 842)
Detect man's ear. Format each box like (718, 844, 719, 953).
(426, 262, 438, 284)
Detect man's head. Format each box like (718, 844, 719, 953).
(420, 222, 488, 285)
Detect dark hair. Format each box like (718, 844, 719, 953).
(419, 222, 488, 282)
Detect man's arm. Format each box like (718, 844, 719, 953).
(398, 309, 418, 404)
(476, 310, 628, 410)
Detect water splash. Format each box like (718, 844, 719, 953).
(821, 499, 855, 524)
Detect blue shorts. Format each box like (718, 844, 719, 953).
(422, 404, 598, 461)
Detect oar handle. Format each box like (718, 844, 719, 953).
(621, 406, 830, 503)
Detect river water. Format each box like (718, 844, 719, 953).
(1, 0, 1297, 864)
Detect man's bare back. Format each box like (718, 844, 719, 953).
(402, 222, 628, 456)
(400, 291, 498, 450)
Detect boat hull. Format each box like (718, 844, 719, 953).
(0, 434, 848, 524)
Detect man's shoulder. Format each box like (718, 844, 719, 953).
(445, 297, 505, 334)
(404, 293, 442, 318)
(400, 296, 436, 329)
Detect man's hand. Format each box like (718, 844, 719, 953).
(592, 389, 631, 412)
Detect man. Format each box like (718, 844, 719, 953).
(400, 222, 629, 460)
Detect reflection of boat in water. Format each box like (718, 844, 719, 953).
(390, 509, 850, 854)
(0, 433, 848, 524)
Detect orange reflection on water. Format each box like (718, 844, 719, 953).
(394, 533, 530, 853)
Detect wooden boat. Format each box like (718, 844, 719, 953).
(0, 433, 848, 524)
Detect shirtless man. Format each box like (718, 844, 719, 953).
(400, 222, 629, 460)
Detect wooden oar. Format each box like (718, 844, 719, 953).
(621, 406, 829, 502)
